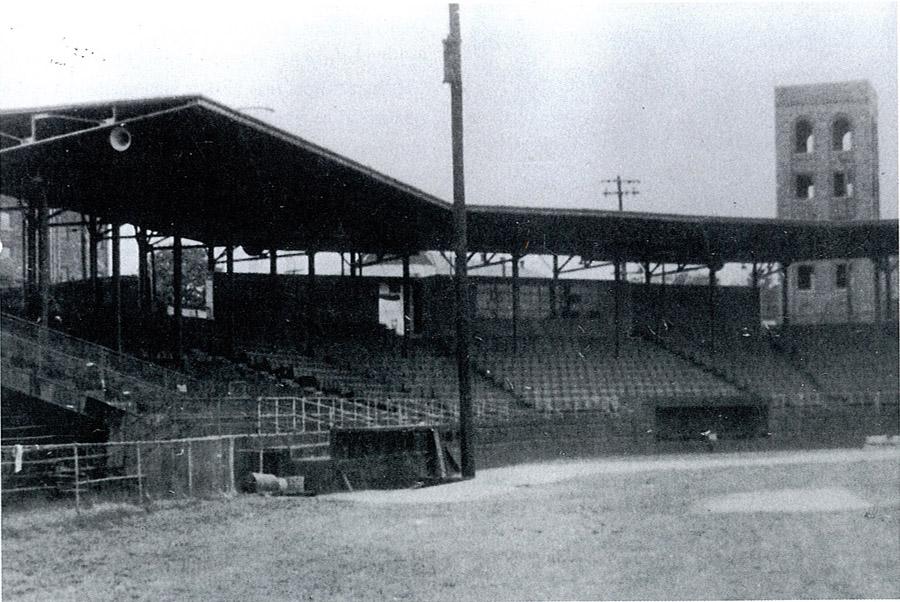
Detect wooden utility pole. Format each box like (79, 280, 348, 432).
(602, 176, 640, 282)
(444, 3, 474, 479)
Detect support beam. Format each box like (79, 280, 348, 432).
(306, 251, 316, 356)
(511, 252, 520, 354)
(643, 261, 652, 285)
(112, 223, 123, 353)
(206, 245, 217, 352)
(25, 207, 37, 319)
(613, 258, 621, 359)
(402, 254, 412, 358)
(873, 257, 882, 325)
(269, 248, 278, 275)
(37, 195, 50, 328)
(89, 215, 101, 316)
(136, 227, 151, 316)
(80, 214, 88, 281)
(707, 262, 720, 351)
(550, 254, 559, 318)
(781, 261, 791, 328)
(172, 233, 183, 366)
(225, 245, 235, 357)
(846, 262, 854, 323)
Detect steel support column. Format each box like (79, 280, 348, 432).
(112, 224, 123, 353)
(25, 206, 37, 319)
(269, 248, 278, 275)
(89, 216, 101, 316)
(172, 234, 183, 365)
(707, 262, 720, 351)
(550, 254, 559, 318)
(37, 195, 50, 328)
(306, 251, 316, 356)
(613, 259, 621, 359)
(136, 228, 150, 316)
(402, 255, 412, 358)
(225, 245, 235, 357)
(781, 261, 791, 328)
(511, 252, 520, 354)
(873, 257, 882, 326)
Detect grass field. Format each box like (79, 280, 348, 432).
(2, 447, 898, 601)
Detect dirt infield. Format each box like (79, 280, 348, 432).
(3, 447, 899, 600)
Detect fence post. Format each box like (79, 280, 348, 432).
(258, 444, 264, 473)
(136, 443, 144, 505)
(187, 440, 194, 497)
(216, 395, 222, 436)
(275, 399, 280, 434)
(73, 444, 81, 514)
(228, 437, 235, 494)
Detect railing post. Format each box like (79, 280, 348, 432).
(73, 444, 81, 514)
(187, 441, 193, 497)
(228, 437, 236, 494)
(136, 443, 144, 505)
(275, 399, 280, 434)
(292, 398, 297, 432)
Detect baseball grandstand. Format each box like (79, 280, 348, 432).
(1, 95, 898, 503)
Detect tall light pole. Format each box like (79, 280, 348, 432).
(444, 3, 474, 479)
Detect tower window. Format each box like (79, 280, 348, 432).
(794, 119, 814, 153)
(835, 264, 848, 289)
(832, 117, 853, 151)
(833, 172, 853, 197)
(797, 265, 814, 290)
(795, 174, 814, 199)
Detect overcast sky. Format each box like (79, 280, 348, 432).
(1, 1, 896, 225)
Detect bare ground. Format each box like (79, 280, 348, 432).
(2, 448, 898, 601)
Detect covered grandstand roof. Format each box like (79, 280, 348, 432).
(1, 95, 896, 264)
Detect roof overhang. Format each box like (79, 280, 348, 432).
(2, 96, 896, 264)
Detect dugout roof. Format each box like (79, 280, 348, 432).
(1, 95, 896, 264)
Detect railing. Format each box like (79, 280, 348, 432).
(1, 330, 182, 413)
(768, 390, 899, 409)
(1, 312, 212, 395)
(0, 432, 330, 511)
(255, 396, 453, 435)
(246, 349, 512, 422)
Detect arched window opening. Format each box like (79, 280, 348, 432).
(832, 117, 853, 151)
(794, 119, 814, 153)
(795, 174, 814, 199)
(833, 172, 853, 198)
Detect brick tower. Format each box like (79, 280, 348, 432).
(774, 80, 881, 323)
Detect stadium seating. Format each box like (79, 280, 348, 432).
(242, 336, 519, 422)
(789, 325, 899, 402)
(472, 335, 742, 414)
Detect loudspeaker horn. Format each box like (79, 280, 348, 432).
(109, 126, 132, 152)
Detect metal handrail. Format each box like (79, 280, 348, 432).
(1, 312, 208, 393)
